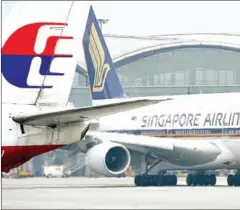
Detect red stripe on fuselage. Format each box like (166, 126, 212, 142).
(1, 145, 65, 173)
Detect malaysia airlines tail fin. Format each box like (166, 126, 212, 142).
(2, 2, 90, 107)
(82, 6, 128, 105)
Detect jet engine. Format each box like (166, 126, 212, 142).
(86, 142, 131, 177)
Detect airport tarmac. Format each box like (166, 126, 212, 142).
(2, 177, 240, 209)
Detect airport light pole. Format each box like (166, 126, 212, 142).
(98, 18, 109, 31)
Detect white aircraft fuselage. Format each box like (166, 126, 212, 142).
(94, 92, 240, 171)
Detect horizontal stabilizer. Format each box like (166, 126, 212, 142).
(12, 99, 170, 126)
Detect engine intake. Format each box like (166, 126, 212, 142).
(86, 142, 131, 176)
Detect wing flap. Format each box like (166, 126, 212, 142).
(12, 99, 170, 126)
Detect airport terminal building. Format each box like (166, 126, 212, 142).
(69, 33, 240, 107)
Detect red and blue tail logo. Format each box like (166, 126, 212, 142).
(2, 22, 73, 89)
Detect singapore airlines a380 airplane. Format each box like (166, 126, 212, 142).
(1, 2, 160, 173)
(80, 6, 240, 187)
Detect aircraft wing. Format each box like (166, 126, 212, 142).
(87, 131, 222, 166)
(87, 131, 174, 152)
(12, 99, 169, 126)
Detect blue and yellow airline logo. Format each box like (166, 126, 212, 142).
(88, 23, 110, 92)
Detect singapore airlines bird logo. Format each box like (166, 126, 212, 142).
(88, 23, 110, 92)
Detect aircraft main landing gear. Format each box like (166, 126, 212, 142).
(134, 153, 177, 187)
(186, 173, 216, 186)
(227, 170, 240, 186)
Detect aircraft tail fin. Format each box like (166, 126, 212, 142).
(82, 6, 127, 105)
(2, 2, 90, 107)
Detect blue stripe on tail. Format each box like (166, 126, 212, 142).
(82, 6, 127, 100)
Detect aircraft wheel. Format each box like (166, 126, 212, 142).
(134, 175, 141, 186)
(163, 175, 170, 186)
(203, 175, 209, 186)
(151, 175, 159, 186)
(156, 175, 164, 186)
(234, 175, 240, 186)
(186, 174, 193, 186)
(198, 174, 205, 186)
(210, 174, 216, 186)
(192, 174, 199, 186)
(227, 174, 234, 186)
(170, 175, 177, 186)
(141, 175, 150, 186)
(147, 175, 155, 186)
(135, 175, 146, 186)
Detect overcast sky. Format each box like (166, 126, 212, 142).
(2, 1, 240, 36)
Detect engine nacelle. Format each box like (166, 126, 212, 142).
(86, 142, 131, 177)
